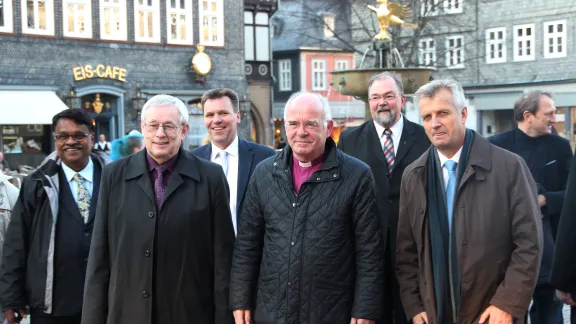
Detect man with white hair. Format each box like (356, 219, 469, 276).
(81, 95, 235, 324)
(230, 92, 385, 324)
(396, 79, 542, 324)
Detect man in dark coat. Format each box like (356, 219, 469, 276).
(192, 88, 275, 235)
(489, 90, 571, 324)
(0, 109, 110, 324)
(230, 92, 385, 324)
(81, 95, 235, 324)
(396, 79, 542, 324)
(338, 72, 430, 324)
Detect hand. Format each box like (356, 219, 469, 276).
(412, 312, 428, 324)
(538, 194, 547, 207)
(557, 290, 576, 306)
(479, 305, 512, 324)
(233, 309, 251, 324)
(4, 309, 26, 324)
(350, 318, 375, 324)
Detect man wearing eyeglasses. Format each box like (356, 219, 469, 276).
(0, 109, 110, 324)
(337, 72, 430, 324)
(81, 95, 235, 324)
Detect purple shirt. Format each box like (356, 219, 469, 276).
(291, 153, 325, 195)
(146, 152, 178, 188)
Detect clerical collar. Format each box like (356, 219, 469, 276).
(293, 153, 325, 168)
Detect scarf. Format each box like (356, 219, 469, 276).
(427, 128, 474, 324)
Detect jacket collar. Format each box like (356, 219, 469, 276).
(34, 150, 111, 180)
(274, 137, 339, 171)
(125, 148, 200, 182)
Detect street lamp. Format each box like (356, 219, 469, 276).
(131, 90, 147, 121)
(65, 87, 81, 109)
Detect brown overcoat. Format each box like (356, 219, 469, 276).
(396, 134, 543, 324)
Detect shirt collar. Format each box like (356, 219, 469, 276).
(437, 146, 463, 168)
(61, 157, 94, 183)
(211, 136, 239, 160)
(373, 114, 404, 138)
(146, 151, 179, 172)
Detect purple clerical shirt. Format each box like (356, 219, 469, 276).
(291, 153, 325, 195)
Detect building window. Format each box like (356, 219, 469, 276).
(100, 0, 127, 41)
(311, 59, 326, 91)
(445, 35, 464, 68)
(63, 0, 91, 38)
(323, 13, 334, 38)
(485, 27, 506, 64)
(21, 0, 54, 35)
(134, 0, 160, 43)
(167, 0, 192, 45)
(444, 0, 462, 14)
(199, 0, 224, 47)
(279, 59, 291, 91)
(244, 11, 269, 61)
(420, 0, 439, 16)
(0, 0, 14, 33)
(335, 59, 349, 71)
(513, 24, 535, 61)
(543, 20, 566, 59)
(418, 38, 436, 66)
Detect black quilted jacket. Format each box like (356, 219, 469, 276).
(230, 138, 385, 324)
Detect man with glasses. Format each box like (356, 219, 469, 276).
(337, 72, 430, 323)
(82, 95, 235, 324)
(0, 109, 110, 324)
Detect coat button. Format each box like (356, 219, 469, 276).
(388, 199, 393, 204)
(285, 169, 288, 173)
(142, 291, 149, 298)
(333, 174, 337, 178)
(145, 250, 151, 257)
(288, 282, 291, 286)
(316, 177, 321, 180)
(291, 242, 295, 246)
(273, 162, 277, 166)
(148, 212, 154, 218)
(84, 232, 90, 237)
(292, 203, 296, 207)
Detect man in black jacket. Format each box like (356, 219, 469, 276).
(230, 92, 385, 324)
(490, 90, 572, 324)
(0, 109, 110, 324)
(338, 72, 430, 324)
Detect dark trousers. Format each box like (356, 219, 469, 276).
(30, 310, 81, 324)
(528, 283, 563, 324)
(378, 242, 410, 324)
(571, 306, 576, 324)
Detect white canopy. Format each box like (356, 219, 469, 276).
(0, 90, 69, 124)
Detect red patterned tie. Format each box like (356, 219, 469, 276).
(383, 129, 395, 175)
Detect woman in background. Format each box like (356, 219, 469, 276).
(110, 132, 144, 161)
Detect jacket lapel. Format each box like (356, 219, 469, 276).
(163, 150, 201, 206)
(365, 121, 390, 174)
(126, 150, 156, 206)
(87, 160, 102, 223)
(237, 140, 253, 213)
(458, 134, 492, 192)
(395, 117, 416, 166)
(198, 144, 212, 161)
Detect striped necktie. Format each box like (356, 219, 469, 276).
(73, 173, 90, 223)
(383, 129, 395, 175)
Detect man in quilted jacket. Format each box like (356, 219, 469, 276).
(229, 92, 385, 324)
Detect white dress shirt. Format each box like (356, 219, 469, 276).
(373, 115, 404, 155)
(437, 146, 463, 189)
(211, 136, 239, 235)
(61, 157, 94, 204)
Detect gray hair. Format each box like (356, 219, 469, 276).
(513, 90, 553, 122)
(368, 72, 404, 95)
(141, 94, 189, 124)
(283, 92, 333, 122)
(414, 79, 466, 112)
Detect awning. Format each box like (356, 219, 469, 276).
(0, 90, 69, 124)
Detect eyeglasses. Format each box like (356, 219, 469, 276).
(369, 93, 398, 103)
(285, 120, 324, 131)
(53, 133, 92, 142)
(143, 122, 181, 134)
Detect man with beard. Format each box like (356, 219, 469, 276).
(338, 72, 430, 323)
(0, 109, 110, 324)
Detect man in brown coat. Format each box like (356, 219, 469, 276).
(396, 79, 543, 324)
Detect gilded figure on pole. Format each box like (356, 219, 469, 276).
(368, 0, 418, 40)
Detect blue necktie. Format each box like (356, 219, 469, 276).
(445, 160, 458, 232)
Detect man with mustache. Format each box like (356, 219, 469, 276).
(489, 91, 572, 323)
(338, 72, 430, 323)
(396, 79, 542, 324)
(0, 109, 110, 324)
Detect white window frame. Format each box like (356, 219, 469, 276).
(199, 0, 224, 47)
(335, 59, 349, 71)
(543, 20, 567, 59)
(279, 59, 292, 91)
(166, 0, 193, 45)
(21, 0, 54, 35)
(323, 13, 334, 38)
(62, 0, 91, 38)
(418, 38, 436, 67)
(134, 0, 160, 43)
(311, 59, 327, 91)
(444, 0, 463, 14)
(485, 27, 506, 64)
(420, 0, 439, 17)
(0, 0, 14, 33)
(445, 35, 464, 69)
(513, 24, 535, 61)
(99, 0, 127, 41)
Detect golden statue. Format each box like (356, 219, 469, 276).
(368, 0, 418, 40)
